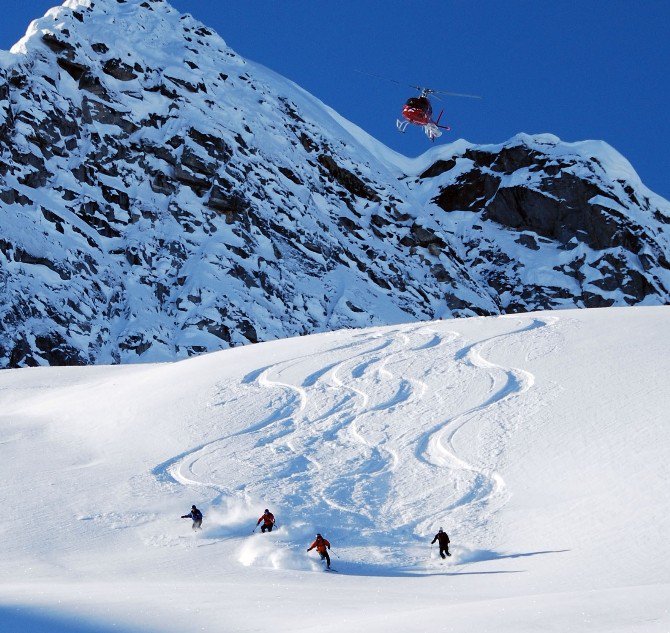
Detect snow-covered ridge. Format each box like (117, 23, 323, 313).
(1, 307, 668, 631)
(0, 0, 669, 369)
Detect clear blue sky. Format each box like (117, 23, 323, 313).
(2, 1, 669, 200)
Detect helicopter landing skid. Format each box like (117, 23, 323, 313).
(396, 119, 409, 133)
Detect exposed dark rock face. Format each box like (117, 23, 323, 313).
(434, 171, 501, 212)
(317, 154, 381, 202)
(0, 0, 668, 369)
(419, 159, 456, 179)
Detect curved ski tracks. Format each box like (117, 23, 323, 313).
(414, 317, 554, 540)
(153, 316, 559, 571)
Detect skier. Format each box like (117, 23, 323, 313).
(256, 509, 276, 533)
(307, 533, 331, 568)
(181, 505, 203, 531)
(431, 527, 451, 558)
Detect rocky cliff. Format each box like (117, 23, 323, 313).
(1, 0, 669, 367)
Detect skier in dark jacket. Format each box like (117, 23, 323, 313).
(431, 527, 451, 558)
(181, 505, 203, 530)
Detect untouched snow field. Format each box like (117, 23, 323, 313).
(1, 306, 669, 632)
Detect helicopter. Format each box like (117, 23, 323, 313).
(399, 86, 482, 141)
(357, 71, 482, 141)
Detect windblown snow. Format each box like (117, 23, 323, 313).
(0, 306, 668, 632)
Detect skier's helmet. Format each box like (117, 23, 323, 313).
(316, 533, 322, 538)
(192, 505, 197, 510)
(264, 509, 269, 513)
(438, 527, 443, 532)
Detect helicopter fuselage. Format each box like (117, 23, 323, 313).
(401, 96, 433, 126)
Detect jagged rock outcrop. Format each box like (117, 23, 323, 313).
(0, 0, 668, 368)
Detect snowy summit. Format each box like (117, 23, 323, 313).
(0, 0, 669, 368)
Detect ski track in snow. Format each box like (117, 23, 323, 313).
(154, 317, 559, 572)
(414, 316, 557, 542)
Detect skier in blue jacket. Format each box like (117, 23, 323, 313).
(181, 505, 203, 530)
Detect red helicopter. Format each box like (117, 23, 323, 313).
(358, 72, 482, 141)
(398, 86, 481, 141)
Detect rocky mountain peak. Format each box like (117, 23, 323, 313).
(0, 0, 668, 368)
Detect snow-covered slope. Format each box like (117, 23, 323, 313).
(1, 0, 669, 368)
(1, 306, 668, 632)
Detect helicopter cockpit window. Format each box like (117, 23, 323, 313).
(405, 98, 423, 109)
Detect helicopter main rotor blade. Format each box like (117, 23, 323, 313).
(357, 71, 483, 99)
(431, 89, 482, 99)
(356, 70, 421, 91)
(410, 85, 482, 99)
(355, 69, 403, 86)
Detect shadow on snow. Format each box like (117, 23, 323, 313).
(0, 607, 157, 633)
(459, 548, 570, 564)
(331, 549, 570, 578)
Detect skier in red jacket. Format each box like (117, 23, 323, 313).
(256, 509, 276, 533)
(307, 533, 331, 568)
